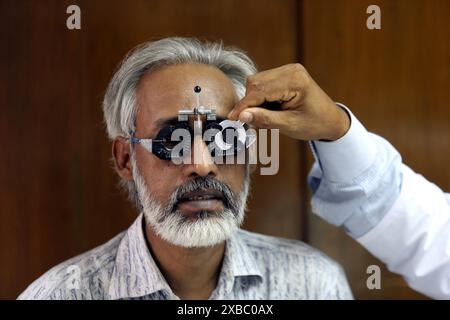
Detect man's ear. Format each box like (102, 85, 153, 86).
(112, 137, 133, 181)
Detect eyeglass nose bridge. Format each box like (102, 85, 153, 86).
(178, 106, 217, 122)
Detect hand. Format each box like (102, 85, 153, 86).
(228, 63, 350, 141)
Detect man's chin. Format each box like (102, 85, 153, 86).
(176, 210, 224, 222)
(148, 211, 240, 248)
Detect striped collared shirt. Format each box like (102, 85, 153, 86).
(18, 214, 353, 300)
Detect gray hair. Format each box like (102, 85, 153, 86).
(102, 37, 257, 141)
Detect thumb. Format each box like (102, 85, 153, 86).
(238, 107, 293, 131)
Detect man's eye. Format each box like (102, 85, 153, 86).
(204, 123, 222, 145)
(221, 127, 239, 144)
(162, 137, 179, 150)
(154, 122, 194, 150)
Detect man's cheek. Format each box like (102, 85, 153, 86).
(219, 165, 246, 192)
(140, 176, 169, 203)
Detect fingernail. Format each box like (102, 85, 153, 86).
(240, 111, 253, 123)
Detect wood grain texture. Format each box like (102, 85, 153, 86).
(2, 0, 447, 300)
(303, 0, 450, 299)
(0, 0, 304, 299)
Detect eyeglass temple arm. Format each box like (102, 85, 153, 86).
(129, 133, 154, 153)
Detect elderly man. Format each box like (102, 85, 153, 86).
(18, 37, 352, 300)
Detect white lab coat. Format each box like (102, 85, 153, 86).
(357, 164, 450, 299)
(310, 105, 450, 299)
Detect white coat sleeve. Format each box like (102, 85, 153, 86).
(357, 165, 450, 299)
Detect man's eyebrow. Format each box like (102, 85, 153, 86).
(154, 116, 179, 128)
(154, 115, 228, 128)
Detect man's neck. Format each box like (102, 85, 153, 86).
(145, 225, 225, 300)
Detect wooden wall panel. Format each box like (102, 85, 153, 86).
(3, 0, 446, 300)
(303, 0, 450, 299)
(0, 0, 304, 299)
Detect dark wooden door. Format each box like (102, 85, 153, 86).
(303, 0, 450, 299)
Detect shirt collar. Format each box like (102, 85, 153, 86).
(108, 214, 171, 299)
(211, 229, 264, 298)
(108, 213, 263, 300)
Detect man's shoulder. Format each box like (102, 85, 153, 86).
(237, 229, 343, 273)
(17, 231, 126, 300)
(236, 229, 353, 299)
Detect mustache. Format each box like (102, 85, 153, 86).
(169, 176, 239, 214)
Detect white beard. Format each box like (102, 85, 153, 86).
(131, 154, 249, 248)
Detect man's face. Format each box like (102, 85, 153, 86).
(132, 63, 249, 247)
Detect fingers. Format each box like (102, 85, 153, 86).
(238, 107, 294, 132)
(228, 64, 309, 120)
(228, 91, 266, 120)
(228, 87, 300, 120)
(225, 63, 345, 141)
(228, 68, 284, 119)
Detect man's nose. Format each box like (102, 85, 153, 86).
(183, 134, 218, 178)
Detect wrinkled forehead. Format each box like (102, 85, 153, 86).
(135, 63, 238, 136)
